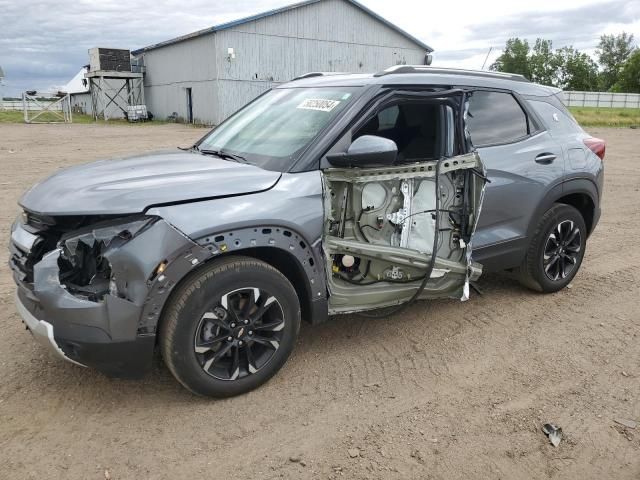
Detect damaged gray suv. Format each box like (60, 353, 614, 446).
(10, 66, 604, 397)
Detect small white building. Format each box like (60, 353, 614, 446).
(132, 0, 432, 125)
(64, 67, 91, 115)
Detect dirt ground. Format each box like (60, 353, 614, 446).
(0, 123, 638, 480)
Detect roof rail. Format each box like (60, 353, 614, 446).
(373, 65, 530, 83)
(291, 72, 349, 81)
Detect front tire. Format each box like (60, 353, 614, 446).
(517, 204, 587, 293)
(159, 256, 301, 397)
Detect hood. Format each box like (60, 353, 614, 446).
(20, 150, 281, 215)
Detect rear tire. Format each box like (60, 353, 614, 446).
(159, 256, 301, 397)
(517, 204, 587, 293)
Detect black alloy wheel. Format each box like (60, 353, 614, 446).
(160, 256, 300, 397)
(517, 203, 587, 293)
(542, 220, 582, 281)
(194, 287, 285, 381)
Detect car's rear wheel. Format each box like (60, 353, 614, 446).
(159, 256, 301, 397)
(517, 204, 587, 293)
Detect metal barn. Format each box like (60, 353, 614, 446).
(132, 0, 432, 125)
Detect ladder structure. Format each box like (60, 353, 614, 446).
(86, 70, 145, 121)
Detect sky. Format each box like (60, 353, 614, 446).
(0, 0, 639, 96)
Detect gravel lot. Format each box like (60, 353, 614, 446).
(0, 123, 638, 479)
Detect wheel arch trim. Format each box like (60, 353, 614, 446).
(527, 178, 598, 240)
(139, 225, 328, 335)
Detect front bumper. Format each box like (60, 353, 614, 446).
(9, 217, 201, 378)
(15, 281, 156, 378)
(14, 290, 85, 367)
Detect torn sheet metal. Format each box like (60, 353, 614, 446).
(43, 218, 200, 340)
(461, 153, 487, 301)
(58, 216, 157, 301)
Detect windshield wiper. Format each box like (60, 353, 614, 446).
(178, 144, 198, 151)
(198, 148, 246, 163)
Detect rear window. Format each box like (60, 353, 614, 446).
(527, 100, 582, 136)
(466, 91, 529, 146)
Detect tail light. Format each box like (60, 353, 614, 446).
(583, 137, 605, 161)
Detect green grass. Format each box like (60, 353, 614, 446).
(569, 106, 640, 128)
(0, 110, 97, 124)
(0, 110, 189, 126)
(4, 106, 636, 129)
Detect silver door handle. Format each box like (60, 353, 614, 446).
(535, 153, 557, 164)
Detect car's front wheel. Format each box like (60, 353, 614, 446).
(159, 256, 301, 397)
(517, 204, 587, 293)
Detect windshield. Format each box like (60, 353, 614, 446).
(197, 87, 358, 171)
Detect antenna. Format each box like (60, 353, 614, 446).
(481, 47, 493, 70)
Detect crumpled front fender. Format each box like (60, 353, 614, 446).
(33, 219, 203, 343)
(34, 249, 142, 343)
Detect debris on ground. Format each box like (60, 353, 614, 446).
(613, 424, 636, 442)
(411, 448, 430, 463)
(542, 423, 562, 447)
(614, 418, 637, 429)
(347, 448, 360, 458)
(289, 456, 302, 463)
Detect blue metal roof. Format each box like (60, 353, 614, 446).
(131, 0, 433, 55)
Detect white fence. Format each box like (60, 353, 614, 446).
(564, 91, 640, 109)
(5, 92, 640, 111)
(1, 100, 63, 111)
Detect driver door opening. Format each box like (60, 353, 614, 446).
(321, 92, 486, 314)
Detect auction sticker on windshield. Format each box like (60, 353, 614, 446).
(297, 98, 340, 112)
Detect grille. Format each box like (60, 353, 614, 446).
(10, 212, 109, 291)
(9, 215, 61, 290)
(9, 239, 37, 289)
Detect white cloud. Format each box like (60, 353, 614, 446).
(0, 0, 638, 95)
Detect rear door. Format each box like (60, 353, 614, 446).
(525, 98, 591, 179)
(466, 89, 565, 270)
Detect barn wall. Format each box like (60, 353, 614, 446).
(70, 92, 92, 115)
(138, 34, 218, 124)
(213, 0, 425, 123)
(224, 0, 422, 50)
(136, 0, 427, 125)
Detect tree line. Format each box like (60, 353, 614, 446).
(490, 33, 639, 93)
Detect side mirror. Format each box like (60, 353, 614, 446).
(326, 135, 398, 168)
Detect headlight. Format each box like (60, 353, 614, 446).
(58, 216, 157, 301)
